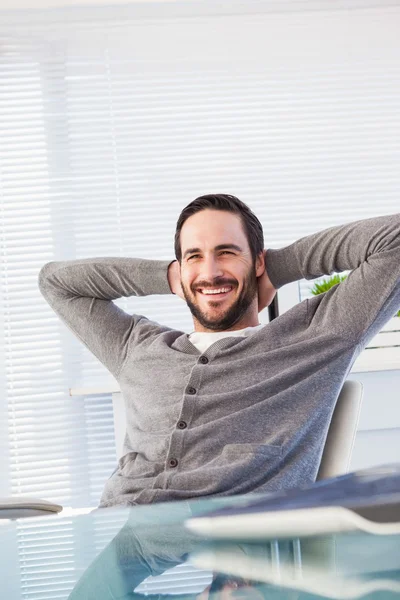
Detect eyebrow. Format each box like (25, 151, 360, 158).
(183, 244, 243, 260)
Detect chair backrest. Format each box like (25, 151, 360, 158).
(316, 379, 364, 480)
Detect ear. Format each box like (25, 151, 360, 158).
(255, 250, 265, 278)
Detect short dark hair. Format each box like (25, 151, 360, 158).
(174, 193, 264, 265)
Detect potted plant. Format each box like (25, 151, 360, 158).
(309, 274, 400, 350)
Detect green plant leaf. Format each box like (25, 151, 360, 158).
(310, 274, 348, 295)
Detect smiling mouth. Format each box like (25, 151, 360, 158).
(197, 286, 234, 299)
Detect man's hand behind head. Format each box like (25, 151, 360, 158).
(257, 250, 277, 314)
(168, 260, 185, 301)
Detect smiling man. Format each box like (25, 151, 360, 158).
(38, 194, 400, 507)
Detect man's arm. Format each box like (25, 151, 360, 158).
(264, 213, 400, 346)
(38, 257, 175, 379)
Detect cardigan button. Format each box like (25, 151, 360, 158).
(177, 420, 187, 430)
(187, 387, 196, 395)
(169, 458, 178, 468)
(199, 356, 209, 364)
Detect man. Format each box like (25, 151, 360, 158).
(39, 194, 400, 508)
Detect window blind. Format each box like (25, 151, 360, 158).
(1, 1, 400, 597)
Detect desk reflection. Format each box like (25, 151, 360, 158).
(67, 499, 400, 600)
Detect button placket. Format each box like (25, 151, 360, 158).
(165, 356, 206, 480)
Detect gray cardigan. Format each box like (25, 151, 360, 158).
(38, 214, 400, 507)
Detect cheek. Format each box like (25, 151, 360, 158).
(181, 274, 195, 293)
(181, 268, 197, 289)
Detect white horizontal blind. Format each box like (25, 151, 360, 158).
(4, 509, 135, 600)
(1, 1, 400, 598)
(135, 563, 212, 595)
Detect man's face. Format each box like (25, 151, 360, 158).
(179, 209, 262, 332)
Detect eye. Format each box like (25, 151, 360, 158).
(188, 251, 234, 260)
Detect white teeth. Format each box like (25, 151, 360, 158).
(201, 287, 232, 295)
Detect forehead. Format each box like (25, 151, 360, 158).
(180, 209, 247, 248)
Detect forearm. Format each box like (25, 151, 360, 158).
(39, 257, 175, 301)
(265, 213, 400, 289)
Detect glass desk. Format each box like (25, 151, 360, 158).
(1, 494, 400, 600)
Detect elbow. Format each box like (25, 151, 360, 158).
(38, 261, 59, 290)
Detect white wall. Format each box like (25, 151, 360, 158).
(0, 0, 173, 9)
(1, 0, 395, 14)
(348, 370, 400, 471)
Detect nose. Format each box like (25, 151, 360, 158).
(200, 254, 224, 284)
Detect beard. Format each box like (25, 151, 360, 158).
(181, 263, 258, 332)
